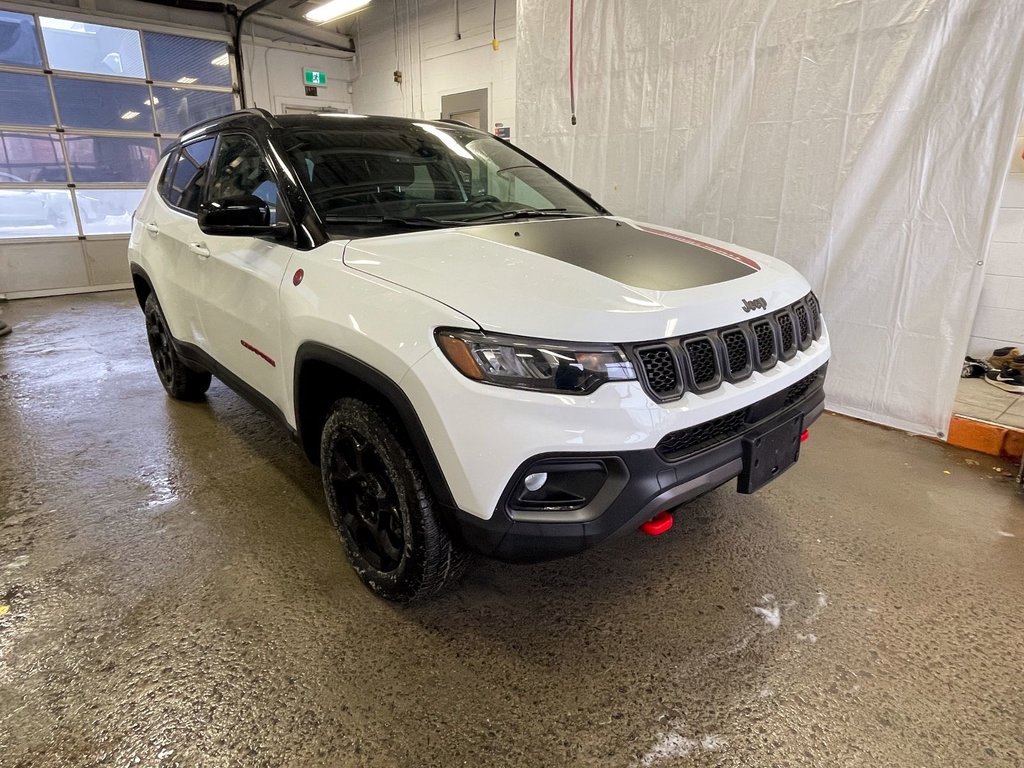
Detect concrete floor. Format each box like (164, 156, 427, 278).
(1, 291, 1023, 768)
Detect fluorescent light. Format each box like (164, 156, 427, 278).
(176, 76, 198, 84)
(144, 97, 159, 106)
(304, 0, 371, 24)
(211, 52, 229, 67)
(120, 110, 140, 120)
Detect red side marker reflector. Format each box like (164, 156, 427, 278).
(640, 510, 673, 536)
(293, 268, 304, 286)
(801, 429, 810, 442)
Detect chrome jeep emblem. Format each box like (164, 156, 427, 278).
(741, 297, 767, 313)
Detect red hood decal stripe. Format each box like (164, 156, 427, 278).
(632, 224, 761, 272)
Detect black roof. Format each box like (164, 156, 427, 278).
(172, 108, 482, 148)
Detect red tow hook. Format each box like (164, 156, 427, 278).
(640, 510, 674, 536)
(801, 429, 810, 443)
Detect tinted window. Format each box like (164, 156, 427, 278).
(283, 122, 600, 223)
(0, 10, 43, 67)
(53, 77, 154, 131)
(208, 134, 281, 224)
(151, 86, 234, 135)
(0, 72, 56, 127)
(144, 32, 231, 86)
(158, 151, 178, 201)
(0, 131, 65, 182)
(65, 135, 158, 182)
(40, 17, 145, 78)
(165, 137, 215, 213)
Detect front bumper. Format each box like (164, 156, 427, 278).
(453, 366, 826, 562)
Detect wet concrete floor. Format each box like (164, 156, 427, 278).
(1, 290, 1022, 767)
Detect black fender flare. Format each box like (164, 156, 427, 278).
(293, 341, 459, 512)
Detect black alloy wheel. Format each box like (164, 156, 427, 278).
(320, 398, 468, 601)
(329, 427, 406, 572)
(142, 293, 211, 400)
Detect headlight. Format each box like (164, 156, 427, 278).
(435, 329, 636, 394)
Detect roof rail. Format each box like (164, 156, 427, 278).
(436, 118, 477, 129)
(176, 107, 279, 142)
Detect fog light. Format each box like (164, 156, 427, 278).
(524, 472, 547, 492)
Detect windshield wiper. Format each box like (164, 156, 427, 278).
(322, 214, 456, 229)
(462, 208, 591, 223)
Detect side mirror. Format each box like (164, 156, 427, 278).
(198, 195, 289, 238)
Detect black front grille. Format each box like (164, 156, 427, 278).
(637, 345, 679, 396)
(777, 312, 796, 356)
(784, 369, 821, 406)
(656, 408, 748, 459)
(721, 328, 749, 376)
(626, 292, 822, 402)
(752, 320, 776, 366)
(656, 362, 827, 461)
(806, 293, 821, 335)
(794, 303, 811, 347)
(684, 337, 718, 387)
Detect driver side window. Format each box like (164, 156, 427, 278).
(207, 134, 282, 224)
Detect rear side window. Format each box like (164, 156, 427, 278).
(158, 151, 178, 201)
(164, 137, 215, 214)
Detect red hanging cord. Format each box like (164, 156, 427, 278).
(569, 0, 577, 125)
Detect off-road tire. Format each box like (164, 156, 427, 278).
(143, 293, 211, 400)
(321, 398, 469, 602)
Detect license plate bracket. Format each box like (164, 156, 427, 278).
(738, 415, 804, 494)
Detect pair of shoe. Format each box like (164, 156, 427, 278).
(983, 346, 1024, 393)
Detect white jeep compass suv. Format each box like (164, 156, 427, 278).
(128, 109, 830, 601)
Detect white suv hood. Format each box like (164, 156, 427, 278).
(342, 216, 812, 343)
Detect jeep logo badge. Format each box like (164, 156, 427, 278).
(741, 297, 767, 313)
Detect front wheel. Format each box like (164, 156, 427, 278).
(320, 398, 468, 601)
(143, 293, 211, 400)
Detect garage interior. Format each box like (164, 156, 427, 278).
(1, 0, 1022, 766)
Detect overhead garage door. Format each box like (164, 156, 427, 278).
(0, 9, 237, 296)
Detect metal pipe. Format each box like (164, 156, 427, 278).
(234, 0, 281, 107)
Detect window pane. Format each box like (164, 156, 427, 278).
(144, 32, 231, 87)
(152, 87, 233, 135)
(209, 134, 281, 223)
(40, 17, 144, 78)
(0, 132, 66, 182)
(53, 77, 154, 131)
(76, 188, 144, 235)
(65, 135, 158, 182)
(166, 138, 215, 212)
(0, 72, 56, 127)
(0, 188, 76, 239)
(0, 10, 43, 67)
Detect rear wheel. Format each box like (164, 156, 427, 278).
(143, 293, 211, 400)
(320, 398, 468, 601)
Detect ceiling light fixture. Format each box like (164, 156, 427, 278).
(144, 97, 159, 106)
(176, 76, 198, 84)
(120, 110, 140, 120)
(304, 0, 371, 24)
(211, 52, 229, 66)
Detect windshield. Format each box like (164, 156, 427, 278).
(281, 119, 603, 232)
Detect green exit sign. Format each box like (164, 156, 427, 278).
(303, 69, 327, 87)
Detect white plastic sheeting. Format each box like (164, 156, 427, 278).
(516, 0, 1024, 435)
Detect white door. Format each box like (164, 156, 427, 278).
(191, 132, 293, 412)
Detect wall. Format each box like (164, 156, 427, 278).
(351, 0, 515, 138)
(243, 41, 354, 114)
(515, 0, 1024, 437)
(968, 123, 1024, 357)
